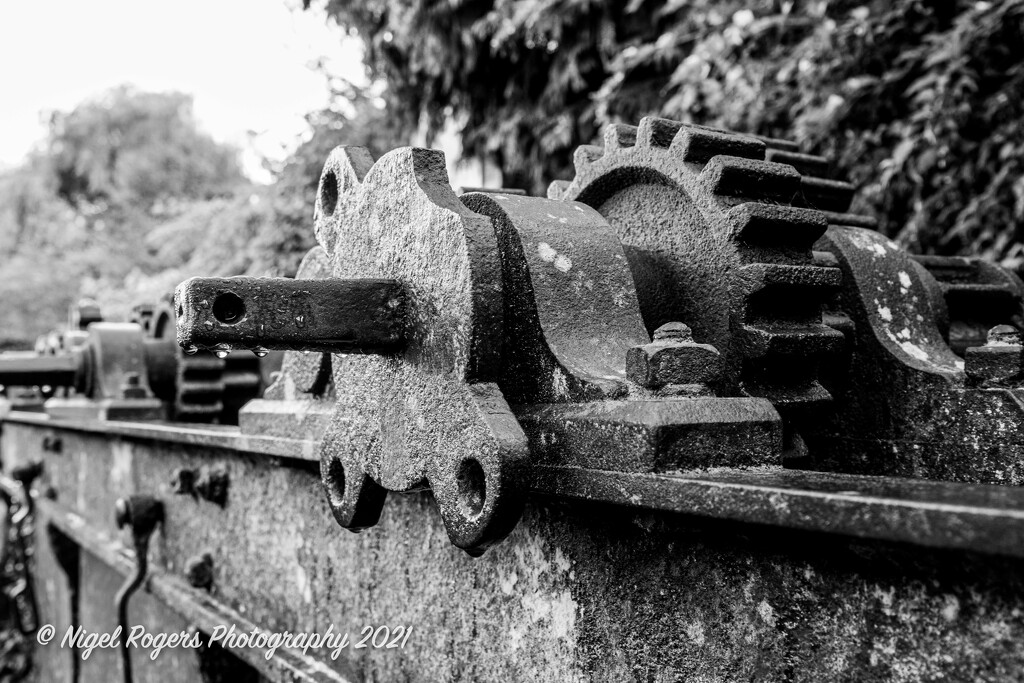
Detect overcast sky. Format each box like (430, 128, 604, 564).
(0, 0, 362, 181)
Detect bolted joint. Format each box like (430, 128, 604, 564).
(965, 325, 1024, 387)
(175, 276, 408, 356)
(626, 322, 722, 390)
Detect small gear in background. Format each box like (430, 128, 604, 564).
(133, 303, 265, 424)
(549, 118, 844, 455)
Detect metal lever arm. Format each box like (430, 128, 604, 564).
(174, 276, 407, 354)
(113, 495, 164, 683)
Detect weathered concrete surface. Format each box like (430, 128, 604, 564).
(7, 422, 1024, 682)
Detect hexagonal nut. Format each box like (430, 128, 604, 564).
(626, 341, 722, 389)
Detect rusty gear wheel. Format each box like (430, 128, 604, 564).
(549, 117, 844, 418)
(135, 303, 262, 423)
(143, 304, 227, 421)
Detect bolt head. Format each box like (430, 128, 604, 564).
(626, 339, 721, 389)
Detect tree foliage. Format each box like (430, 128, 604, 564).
(258, 87, 403, 277)
(0, 83, 402, 346)
(306, 0, 1024, 263)
(0, 87, 248, 343)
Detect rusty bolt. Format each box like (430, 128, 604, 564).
(195, 467, 229, 507)
(185, 552, 214, 591)
(626, 323, 722, 390)
(965, 325, 1024, 387)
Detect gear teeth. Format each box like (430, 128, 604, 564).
(636, 116, 688, 148)
(223, 371, 261, 392)
(765, 149, 829, 177)
(557, 116, 842, 416)
(178, 380, 226, 397)
(727, 203, 828, 249)
(797, 176, 855, 212)
(175, 350, 227, 421)
(941, 282, 1019, 310)
(176, 403, 224, 418)
(635, 117, 766, 161)
(819, 210, 877, 229)
(738, 263, 841, 298)
(547, 180, 570, 200)
(734, 322, 845, 358)
(178, 357, 222, 372)
(673, 127, 765, 163)
(702, 156, 801, 203)
(603, 124, 637, 150)
(754, 135, 801, 153)
(573, 145, 604, 173)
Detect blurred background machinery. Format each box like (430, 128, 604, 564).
(0, 301, 277, 424)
